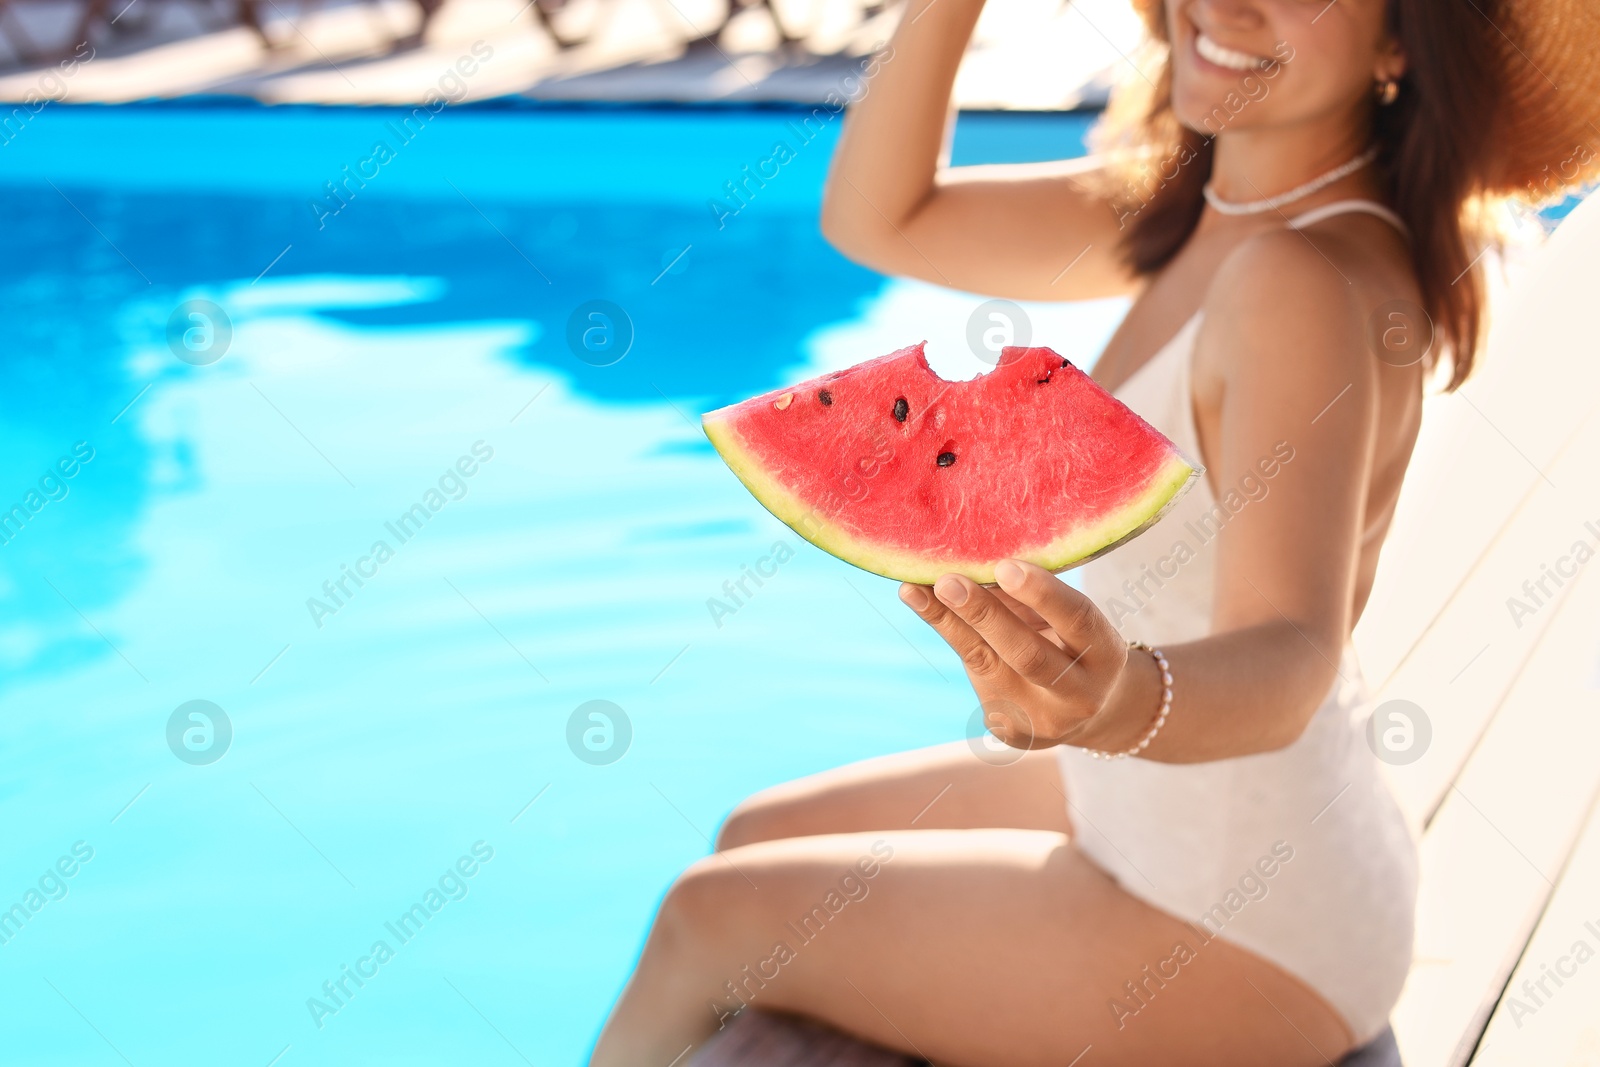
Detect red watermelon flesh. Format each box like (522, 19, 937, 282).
(702, 342, 1200, 584)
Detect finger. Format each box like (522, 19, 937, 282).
(931, 573, 1079, 689)
(899, 582, 1019, 685)
(988, 586, 1053, 633)
(992, 559, 1121, 672)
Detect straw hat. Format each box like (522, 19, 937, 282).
(1125, 0, 1600, 202)
(1492, 1, 1600, 199)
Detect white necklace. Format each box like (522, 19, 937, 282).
(1203, 145, 1380, 216)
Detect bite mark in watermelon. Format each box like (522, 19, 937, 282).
(702, 342, 1200, 584)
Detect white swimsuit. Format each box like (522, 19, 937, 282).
(1056, 201, 1419, 1044)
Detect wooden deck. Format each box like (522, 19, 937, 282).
(686, 201, 1600, 1067)
(693, 1010, 1407, 1065)
(1373, 196, 1600, 1066)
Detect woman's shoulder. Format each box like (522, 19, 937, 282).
(1196, 212, 1418, 388)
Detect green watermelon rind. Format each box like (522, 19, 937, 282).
(703, 413, 1201, 585)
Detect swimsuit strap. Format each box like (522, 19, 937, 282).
(1285, 199, 1410, 240)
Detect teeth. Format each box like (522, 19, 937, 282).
(1196, 33, 1268, 72)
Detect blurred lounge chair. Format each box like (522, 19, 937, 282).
(0, 0, 448, 63)
(237, 0, 446, 50)
(516, 0, 800, 53)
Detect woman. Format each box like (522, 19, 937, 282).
(593, 1, 1599, 1064)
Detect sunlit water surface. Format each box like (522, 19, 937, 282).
(0, 103, 1124, 1065)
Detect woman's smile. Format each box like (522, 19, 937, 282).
(1192, 30, 1275, 73)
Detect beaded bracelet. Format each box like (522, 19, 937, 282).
(1083, 641, 1171, 760)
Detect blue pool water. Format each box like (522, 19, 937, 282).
(0, 102, 1122, 1065)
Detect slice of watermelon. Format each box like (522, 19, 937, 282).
(702, 342, 1200, 584)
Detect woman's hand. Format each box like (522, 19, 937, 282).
(898, 559, 1136, 750)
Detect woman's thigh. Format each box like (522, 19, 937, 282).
(671, 829, 1354, 1067)
(715, 740, 1072, 850)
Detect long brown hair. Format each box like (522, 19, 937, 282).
(1093, 0, 1504, 391)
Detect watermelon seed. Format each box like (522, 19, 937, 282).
(892, 397, 909, 422)
(819, 389, 833, 406)
(1036, 371, 1053, 384)
(774, 392, 794, 411)
(936, 451, 957, 468)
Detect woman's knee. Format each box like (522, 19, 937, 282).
(659, 854, 721, 928)
(658, 852, 761, 949)
(713, 744, 964, 851)
(714, 790, 790, 851)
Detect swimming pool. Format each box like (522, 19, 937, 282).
(0, 101, 1124, 1065)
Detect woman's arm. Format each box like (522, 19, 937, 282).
(820, 0, 1137, 302)
(897, 233, 1382, 763)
